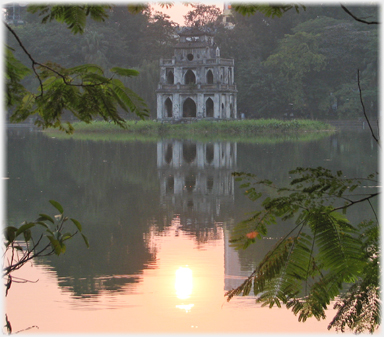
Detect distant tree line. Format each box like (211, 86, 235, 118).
(214, 5, 378, 119)
(5, 4, 378, 120)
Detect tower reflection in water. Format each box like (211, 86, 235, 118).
(157, 140, 236, 225)
(155, 140, 247, 293)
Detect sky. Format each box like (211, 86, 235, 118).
(151, 2, 224, 26)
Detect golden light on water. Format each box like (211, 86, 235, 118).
(175, 304, 194, 313)
(175, 266, 193, 300)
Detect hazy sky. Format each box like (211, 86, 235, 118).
(151, 2, 224, 26)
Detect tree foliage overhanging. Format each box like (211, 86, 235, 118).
(4, 4, 178, 132)
(4, 4, 378, 125)
(227, 167, 379, 333)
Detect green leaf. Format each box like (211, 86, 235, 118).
(62, 233, 73, 241)
(233, 4, 305, 18)
(23, 229, 32, 242)
(4, 226, 17, 244)
(35, 221, 49, 228)
(127, 4, 147, 14)
(329, 211, 350, 224)
(15, 222, 36, 237)
(70, 218, 82, 232)
(111, 67, 140, 77)
(45, 228, 54, 236)
(81, 233, 90, 248)
(47, 235, 62, 255)
(68, 64, 104, 75)
(37, 213, 54, 224)
(49, 200, 64, 214)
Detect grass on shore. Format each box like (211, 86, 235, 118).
(45, 119, 334, 141)
(47, 129, 333, 144)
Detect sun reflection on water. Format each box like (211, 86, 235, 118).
(175, 266, 193, 299)
(175, 303, 194, 313)
(175, 266, 194, 312)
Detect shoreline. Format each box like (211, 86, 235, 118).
(43, 119, 336, 143)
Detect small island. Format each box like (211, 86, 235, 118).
(44, 119, 335, 143)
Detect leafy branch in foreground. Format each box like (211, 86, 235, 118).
(232, 4, 306, 18)
(226, 167, 379, 333)
(327, 220, 380, 333)
(5, 4, 149, 133)
(3, 200, 89, 298)
(232, 3, 380, 25)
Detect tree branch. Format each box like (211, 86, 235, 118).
(4, 21, 44, 95)
(340, 5, 379, 25)
(331, 192, 379, 212)
(357, 69, 380, 146)
(4, 21, 112, 98)
(368, 199, 378, 223)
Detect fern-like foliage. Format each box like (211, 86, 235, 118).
(5, 5, 150, 133)
(226, 167, 379, 333)
(27, 5, 111, 34)
(6, 55, 149, 133)
(327, 220, 380, 333)
(232, 4, 306, 18)
(5, 46, 31, 107)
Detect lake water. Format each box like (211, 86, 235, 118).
(4, 127, 378, 334)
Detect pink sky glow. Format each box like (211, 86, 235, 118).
(151, 2, 224, 26)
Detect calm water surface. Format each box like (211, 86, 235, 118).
(5, 127, 378, 334)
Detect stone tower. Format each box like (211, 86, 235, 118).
(156, 26, 237, 120)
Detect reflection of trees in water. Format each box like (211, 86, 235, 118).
(147, 215, 224, 247)
(7, 130, 161, 297)
(178, 221, 223, 245)
(39, 204, 158, 298)
(6, 130, 378, 297)
(7, 130, 159, 223)
(235, 130, 378, 226)
(57, 275, 140, 298)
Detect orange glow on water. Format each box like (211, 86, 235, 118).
(175, 266, 193, 300)
(4, 221, 347, 334)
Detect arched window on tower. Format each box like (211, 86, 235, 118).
(184, 70, 196, 84)
(165, 97, 173, 118)
(206, 98, 214, 118)
(183, 98, 196, 118)
(206, 70, 214, 84)
(167, 70, 174, 84)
